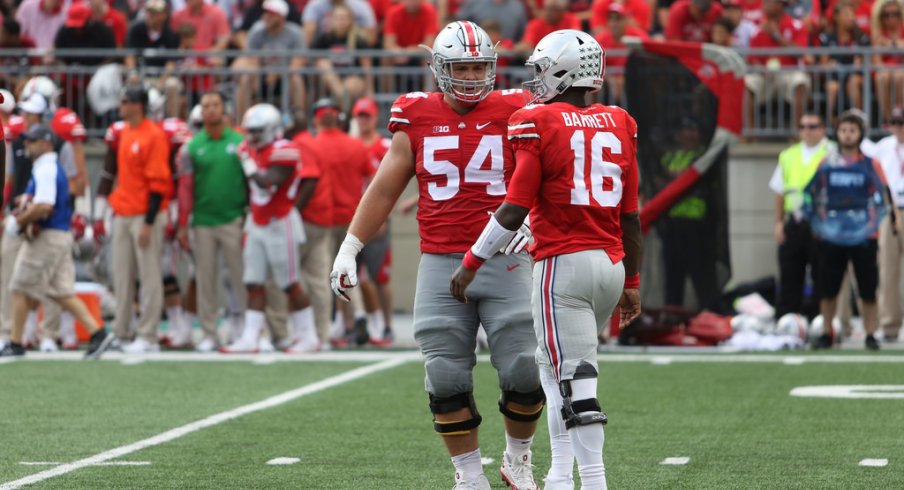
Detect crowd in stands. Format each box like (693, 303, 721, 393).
(0, 0, 899, 129)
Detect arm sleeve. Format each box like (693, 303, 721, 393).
(145, 192, 163, 224)
(32, 163, 58, 205)
(504, 150, 542, 209)
(58, 142, 78, 179)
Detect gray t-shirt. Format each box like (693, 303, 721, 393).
(458, 0, 526, 43)
(247, 21, 305, 51)
(302, 0, 376, 36)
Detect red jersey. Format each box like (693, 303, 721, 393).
(49, 108, 86, 142)
(5, 115, 25, 142)
(748, 15, 808, 66)
(244, 138, 303, 226)
(665, 0, 724, 42)
(506, 103, 639, 263)
(388, 90, 526, 254)
(595, 27, 649, 68)
(309, 128, 374, 227)
(364, 135, 391, 171)
(591, 0, 652, 31)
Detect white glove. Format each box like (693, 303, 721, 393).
(241, 156, 259, 177)
(330, 233, 364, 302)
(4, 214, 19, 237)
(501, 218, 531, 255)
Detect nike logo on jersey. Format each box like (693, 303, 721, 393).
(506, 264, 521, 271)
(476, 122, 492, 130)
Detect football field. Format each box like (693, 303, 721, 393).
(0, 350, 902, 489)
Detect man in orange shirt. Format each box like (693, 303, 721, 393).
(107, 86, 172, 353)
(305, 98, 374, 346)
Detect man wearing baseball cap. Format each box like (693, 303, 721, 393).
(595, 3, 649, 101)
(53, 2, 116, 66)
(0, 124, 114, 358)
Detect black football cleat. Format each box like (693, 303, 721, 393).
(85, 329, 115, 359)
(0, 342, 25, 357)
(865, 334, 880, 351)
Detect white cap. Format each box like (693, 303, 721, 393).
(18, 93, 47, 115)
(262, 0, 289, 17)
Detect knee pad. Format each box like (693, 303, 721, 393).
(429, 392, 482, 436)
(560, 381, 608, 430)
(163, 275, 180, 296)
(498, 352, 541, 394)
(498, 388, 545, 422)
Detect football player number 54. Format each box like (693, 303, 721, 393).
(570, 130, 623, 207)
(423, 135, 506, 200)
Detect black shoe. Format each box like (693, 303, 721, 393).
(865, 334, 880, 351)
(353, 317, 369, 346)
(382, 328, 394, 343)
(812, 333, 834, 350)
(85, 329, 115, 359)
(0, 342, 25, 357)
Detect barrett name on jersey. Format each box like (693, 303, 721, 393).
(388, 89, 526, 254)
(507, 102, 639, 263)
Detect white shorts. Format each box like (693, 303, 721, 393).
(532, 250, 624, 382)
(243, 208, 305, 290)
(745, 71, 811, 105)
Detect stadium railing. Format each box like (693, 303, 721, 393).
(0, 46, 899, 139)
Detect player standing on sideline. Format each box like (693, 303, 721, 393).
(0, 124, 113, 359)
(221, 103, 320, 354)
(450, 30, 643, 490)
(331, 21, 544, 490)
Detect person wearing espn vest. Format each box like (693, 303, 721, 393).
(451, 30, 642, 490)
(769, 112, 834, 319)
(104, 86, 173, 354)
(0, 124, 113, 359)
(331, 22, 542, 490)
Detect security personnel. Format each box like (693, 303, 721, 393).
(768, 112, 834, 318)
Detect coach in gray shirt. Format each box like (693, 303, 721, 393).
(459, 0, 527, 43)
(234, 0, 307, 114)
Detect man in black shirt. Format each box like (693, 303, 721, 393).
(125, 0, 179, 69)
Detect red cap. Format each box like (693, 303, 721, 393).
(608, 3, 628, 16)
(352, 97, 378, 117)
(65, 3, 91, 28)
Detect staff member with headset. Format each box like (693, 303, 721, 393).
(769, 112, 834, 318)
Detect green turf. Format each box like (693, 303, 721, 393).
(2, 356, 903, 489)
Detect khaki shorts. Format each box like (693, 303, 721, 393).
(10, 229, 75, 299)
(745, 71, 811, 105)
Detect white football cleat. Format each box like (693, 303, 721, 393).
(500, 451, 539, 490)
(542, 475, 575, 490)
(122, 338, 160, 354)
(285, 338, 320, 354)
(195, 338, 218, 353)
(219, 337, 258, 354)
(453, 472, 491, 490)
(40, 338, 59, 352)
(257, 337, 275, 353)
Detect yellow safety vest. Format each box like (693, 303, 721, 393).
(779, 141, 829, 213)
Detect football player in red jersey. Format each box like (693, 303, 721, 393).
(221, 103, 320, 354)
(450, 30, 643, 490)
(331, 21, 543, 490)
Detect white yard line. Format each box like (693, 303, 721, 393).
(0, 358, 408, 490)
(859, 459, 889, 467)
(660, 457, 690, 465)
(19, 462, 152, 467)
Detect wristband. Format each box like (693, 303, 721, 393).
(462, 250, 486, 271)
(624, 273, 640, 289)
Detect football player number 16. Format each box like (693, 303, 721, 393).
(570, 130, 623, 207)
(423, 135, 506, 200)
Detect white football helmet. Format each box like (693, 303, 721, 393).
(807, 315, 841, 343)
(523, 29, 605, 104)
(424, 21, 497, 105)
(242, 103, 282, 148)
(188, 104, 203, 133)
(146, 86, 166, 121)
(774, 313, 808, 340)
(0, 89, 14, 113)
(21, 76, 60, 111)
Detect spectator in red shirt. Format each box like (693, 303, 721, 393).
(595, 3, 649, 102)
(170, 0, 231, 52)
(745, 0, 812, 129)
(871, 0, 903, 123)
(383, 0, 438, 67)
(517, 0, 581, 51)
(591, 0, 653, 34)
(665, 0, 723, 41)
(88, 0, 127, 46)
(823, 0, 874, 35)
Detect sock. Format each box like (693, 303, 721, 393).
(24, 311, 38, 344)
(184, 312, 196, 331)
(330, 310, 346, 339)
(60, 312, 76, 347)
(242, 310, 265, 343)
(568, 378, 607, 489)
(451, 448, 484, 480)
(505, 433, 534, 460)
(541, 367, 574, 481)
(291, 307, 317, 342)
(166, 306, 184, 336)
(366, 311, 385, 339)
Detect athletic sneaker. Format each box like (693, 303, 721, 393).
(500, 451, 538, 490)
(274, 336, 295, 351)
(812, 333, 833, 350)
(285, 338, 320, 354)
(195, 338, 219, 353)
(453, 472, 491, 490)
(865, 334, 880, 351)
(122, 338, 160, 354)
(85, 330, 116, 359)
(353, 317, 369, 346)
(219, 337, 258, 354)
(40, 338, 59, 352)
(369, 328, 394, 347)
(0, 342, 25, 357)
(542, 476, 575, 490)
(258, 337, 276, 353)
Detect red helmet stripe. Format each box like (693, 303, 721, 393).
(460, 21, 480, 57)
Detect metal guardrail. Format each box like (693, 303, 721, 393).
(0, 46, 900, 139)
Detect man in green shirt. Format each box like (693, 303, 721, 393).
(176, 91, 248, 352)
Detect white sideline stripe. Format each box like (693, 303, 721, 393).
(859, 459, 888, 467)
(0, 358, 407, 490)
(650, 357, 673, 365)
(266, 457, 300, 465)
(19, 462, 151, 466)
(660, 457, 690, 465)
(783, 357, 806, 365)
